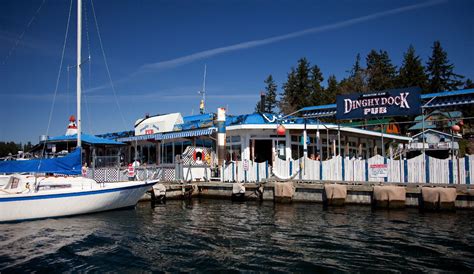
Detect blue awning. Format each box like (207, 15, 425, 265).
(118, 133, 163, 142)
(159, 128, 216, 140)
(117, 128, 216, 142)
(46, 134, 124, 145)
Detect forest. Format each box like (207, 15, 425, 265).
(256, 41, 473, 114)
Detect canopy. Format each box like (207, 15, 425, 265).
(0, 148, 82, 175)
(47, 134, 124, 145)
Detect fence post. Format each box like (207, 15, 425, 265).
(256, 162, 260, 182)
(383, 157, 387, 183)
(265, 161, 269, 179)
(404, 159, 408, 183)
(365, 160, 369, 182)
(320, 160, 323, 180)
(289, 161, 293, 177)
(425, 154, 430, 183)
(399, 158, 403, 183)
(449, 159, 454, 184)
(342, 157, 345, 181)
(232, 162, 235, 182)
(465, 156, 470, 185)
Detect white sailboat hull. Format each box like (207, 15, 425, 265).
(0, 181, 156, 222)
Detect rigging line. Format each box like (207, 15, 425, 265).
(83, 1, 93, 135)
(66, 65, 70, 118)
(90, 0, 128, 130)
(39, 0, 73, 167)
(2, 0, 47, 65)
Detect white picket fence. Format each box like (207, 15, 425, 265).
(222, 154, 474, 185)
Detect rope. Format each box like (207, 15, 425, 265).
(83, 0, 93, 134)
(90, 0, 128, 130)
(39, 0, 73, 169)
(2, 0, 46, 65)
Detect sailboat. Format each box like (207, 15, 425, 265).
(0, 0, 157, 222)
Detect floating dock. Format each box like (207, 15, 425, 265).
(146, 181, 474, 210)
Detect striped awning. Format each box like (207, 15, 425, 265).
(117, 128, 216, 142)
(302, 109, 337, 118)
(117, 133, 162, 142)
(158, 128, 216, 140)
(423, 94, 474, 108)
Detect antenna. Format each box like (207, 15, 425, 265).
(198, 64, 207, 114)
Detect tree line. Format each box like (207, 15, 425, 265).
(0, 142, 34, 158)
(256, 41, 473, 114)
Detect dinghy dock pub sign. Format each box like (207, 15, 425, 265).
(335, 87, 421, 120)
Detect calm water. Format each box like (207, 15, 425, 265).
(0, 200, 473, 272)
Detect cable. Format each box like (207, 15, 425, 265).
(39, 0, 73, 168)
(90, 0, 128, 130)
(2, 0, 46, 65)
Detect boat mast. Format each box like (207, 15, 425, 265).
(76, 0, 82, 148)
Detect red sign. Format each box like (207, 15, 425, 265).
(128, 164, 135, 177)
(145, 129, 154, 135)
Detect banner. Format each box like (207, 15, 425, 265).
(336, 87, 421, 120)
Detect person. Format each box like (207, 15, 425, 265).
(310, 153, 316, 160)
(132, 159, 140, 168)
(315, 154, 321, 161)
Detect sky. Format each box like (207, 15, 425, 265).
(1, 0, 473, 143)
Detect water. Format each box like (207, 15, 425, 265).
(0, 200, 473, 272)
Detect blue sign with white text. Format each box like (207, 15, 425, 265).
(335, 87, 421, 120)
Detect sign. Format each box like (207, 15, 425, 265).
(243, 159, 249, 171)
(369, 164, 388, 178)
(336, 87, 421, 120)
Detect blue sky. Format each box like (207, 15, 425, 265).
(1, 0, 473, 143)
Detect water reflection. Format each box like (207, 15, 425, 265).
(0, 200, 473, 272)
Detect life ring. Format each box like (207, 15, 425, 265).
(193, 149, 205, 164)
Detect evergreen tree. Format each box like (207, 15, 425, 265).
(325, 75, 339, 103)
(398, 45, 428, 90)
(464, 78, 474, 89)
(264, 75, 278, 113)
(309, 65, 325, 105)
(280, 68, 298, 114)
(339, 53, 368, 94)
(254, 75, 278, 113)
(426, 40, 464, 92)
(280, 58, 312, 114)
(366, 50, 397, 91)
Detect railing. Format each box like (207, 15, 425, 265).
(222, 154, 474, 185)
(85, 154, 474, 185)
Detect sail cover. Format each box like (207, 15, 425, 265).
(0, 148, 81, 175)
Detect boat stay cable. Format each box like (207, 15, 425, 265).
(38, 0, 73, 172)
(90, 0, 128, 130)
(1, 0, 46, 65)
(83, 0, 94, 134)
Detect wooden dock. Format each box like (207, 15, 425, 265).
(144, 181, 474, 210)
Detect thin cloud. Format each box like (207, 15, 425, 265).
(140, 0, 446, 71)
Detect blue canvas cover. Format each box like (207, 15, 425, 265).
(0, 148, 81, 175)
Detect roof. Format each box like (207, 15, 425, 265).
(341, 118, 393, 127)
(183, 113, 214, 123)
(413, 110, 462, 121)
(411, 129, 462, 140)
(175, 113, 214, 131)
(46, 134, 125, 145)
(117, 128, 216, 142)
(225, 113, 316, 126)
(226, 123, 411, 141)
